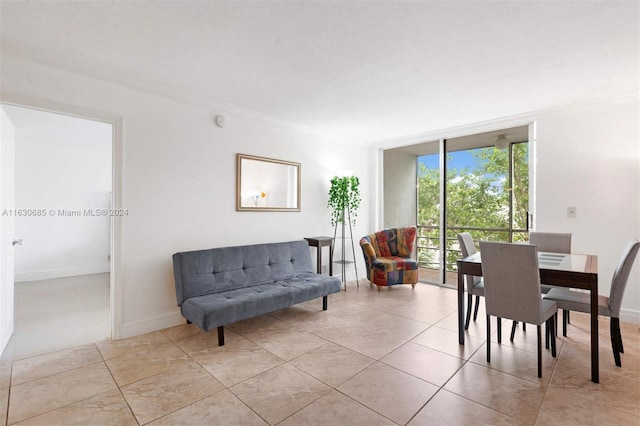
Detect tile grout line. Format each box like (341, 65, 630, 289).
(97, 342, 140, 425)
(160, 329, 275, 425)
(4, 364, 12, 426)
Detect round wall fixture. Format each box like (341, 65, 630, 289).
(215, 115, 226, 128)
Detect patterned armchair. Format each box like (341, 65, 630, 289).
(359, 226, 418, 291)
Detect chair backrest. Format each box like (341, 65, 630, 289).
(458, 232, 476, 258)
(608, 240, 640, 316)
(479, 241, 544, 325)
(529, 232, 571, 253)
(457, 232, 480, 291)
(362, 227, 417, 258)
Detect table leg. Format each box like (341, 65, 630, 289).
(316, 245, 322, 274)
(457, 262, 465, 345)
(590, 277, 599, 383)
(329, 243, 334, 276)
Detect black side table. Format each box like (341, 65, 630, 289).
(304, 236, 334, 275)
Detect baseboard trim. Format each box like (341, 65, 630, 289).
(121, 311, 185, 340)
(15, 264, 110, 282)
(620, 308, 640, 324)
(334, 267, 367, 285)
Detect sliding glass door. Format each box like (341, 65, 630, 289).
(414, 127, 530, 285)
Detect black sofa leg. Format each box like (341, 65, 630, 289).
(186, 320, 192, 324)
(218, 326, 225, 346)
(323, 295, 328, 311)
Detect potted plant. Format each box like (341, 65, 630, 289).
(327, 176, 361, 227)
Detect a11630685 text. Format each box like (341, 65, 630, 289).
(1, 209, 128, 217)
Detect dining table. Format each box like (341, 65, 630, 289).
(457, 250, 600, 383)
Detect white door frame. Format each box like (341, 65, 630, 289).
(0, 106, 16, 354)
(1, 99, 124, 340)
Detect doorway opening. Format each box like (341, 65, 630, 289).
(1, 104, 113, 360)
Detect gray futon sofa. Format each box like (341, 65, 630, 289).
(173, 239, 342, 346)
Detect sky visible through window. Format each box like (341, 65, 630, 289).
(418, 150, 477, 172)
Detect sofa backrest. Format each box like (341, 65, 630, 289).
(362, 227, 417, 258)
(173, 240, 314, 306)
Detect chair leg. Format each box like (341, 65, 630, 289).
(610, 317, 622, 367)
(510, 321, 517, 342)
(562, 310, 568, 337)
(486, 314, 491, 363)
(550, 317, 557, 357)
(473, 296, 480, 321)
(617, 318, 624, 354)
(537, 324, 542, 378)
(465, 293, 473, 330)
(567, 310, 571, 324)
(612, 318, 624, 354)
(497, 317, 502, 344)
(545, 320, 550, 350)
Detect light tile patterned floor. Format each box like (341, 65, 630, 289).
(1, 279, 639, 425)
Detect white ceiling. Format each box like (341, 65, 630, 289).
(1, 1, 638, 143)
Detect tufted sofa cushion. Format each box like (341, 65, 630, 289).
(173, 241, 315, 306)
(180, 274, 340, 332)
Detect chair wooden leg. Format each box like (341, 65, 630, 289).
(411, 283, 416, 289)
(545, 320, 550, 350)
(617, 317, 624, 354)
(497, 317, 502, 344)
(486, 314, 491, 363)
(465, 293, 473, 330)
(510, 321, 517, 342)
(377, 285, 382, 292)
(562, 310, 568, 337)
(610, 317, 622, 367)
(550, 317, 557, 357)
(473, 296, 480, 321)
(537, 324, 542, 378)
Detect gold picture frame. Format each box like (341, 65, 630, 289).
(236, 154, 301, 212)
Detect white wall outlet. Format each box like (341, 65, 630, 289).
(567, 207, 577, 218)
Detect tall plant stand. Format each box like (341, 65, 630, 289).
(333, 207, 359, 290)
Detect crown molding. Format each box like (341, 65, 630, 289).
(373, 93, 639, 150)
(1, 37, 357, 144)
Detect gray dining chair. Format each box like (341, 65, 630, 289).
(480, 241, 557, 378)
(457, 232, 484, 330)
(544, 240, 640, 367)
(516, 231, 572, 338)
(529, 232, 572, 294)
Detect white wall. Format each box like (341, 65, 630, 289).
(533, 98, 640, 322)
(1, 53, 371, 337)
(383, 149, 416, 228)
(5, 105, 112, 281)
(375, 96, 640, 322)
